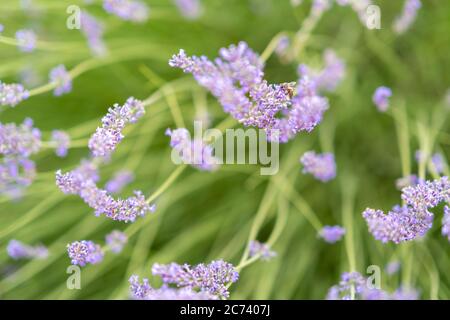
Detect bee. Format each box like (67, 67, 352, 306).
(281, 82, 296, 98)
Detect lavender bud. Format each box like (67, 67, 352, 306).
(51, 130, 70, 157)
(105, 230, 128, 253)
(249, 240, 277, 261)
(7, 240, 48, 260)
(67, 240, 104, 267)
(49, 65, 72, 96)
(15, 29, 37, 52)
(373, 86, 392, 112)
(300, 151, 336, 182)
(174, 0, 203, 20)
(0, 81, 29, 107)
(319, 225, 345, 243)
(103, 0, 150, 22)
(105, 170, 134, 194)
(393, 0, 422, 35)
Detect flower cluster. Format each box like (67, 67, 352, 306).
(174, 0, 202, 20)
(363, 177, 450, 243)
(249, 241, 277, 261)
(105, 230, 128, 253)
(89, 97, 145, 158)
(151, 260, 239, 298)
(103, 0, 150, 22)
(129, 276, 218, 300)
(80, 11, 107, 56)
(0, 81, 29, 107)
(319, 225, 346, 243)
(442, 206, 450, 242)
(373, 86, 392, 112)
(7, 240, 48, 260)
(49, 65, 72, 96)
(0, 118, 41, 197)
(15, 29, 37, 52)
(166, 128, 219, 171)
(393, 0, 422, 35)
(430, 153, 445, 175)
(169, 42, 333, 143)
(300, 151, 336, 182)
(105, 170, 134, 194)
(67, 240, 104, 267)
(51, 130, 70, 157)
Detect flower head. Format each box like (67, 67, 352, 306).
(103, 0, 150, 22)
(105, 170, 134, 194)
(105, 230, 128, 253)
(249, 241, 277, 261)
(80, 11, 107, 56)
(49, 65, 72, 96)
(442, 205, 450, 242)
(15, 29, 37, 52)
(174, 0, 202, 19)
(319, 225, 346, 243)
(0, 118, 41, 157)
(326, 271, 387, 300)
(51, 130, 70, 157)
(7, 240, 48, 260)
(300, 151, 336, 182)
(385, 261, 401, 275)
(393, 0, 422, 34)
(67, 240, 104, 266)
(0, 81, 29, 107)
(373, 86, 392, 112)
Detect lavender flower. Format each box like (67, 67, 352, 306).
(0, 157, 36, 197)
(0, 24, 4, 33)
(442, 206, 450, 242)
(51, 130, 70, 157)
(170, 43, 330, 143)
(15, 29, 37, 52)
(166, 128, 219, 171)
(7, 240, 48, 260)
(67, 240, 104, 267)
(390, 287, 419, 300)
(300, 151, 336, 182)
(326, 271, 387, 300)
(395, 174, 421, 190)
(431, 153, 445, 174)
(103, 0, 150, 22)
(401, 177, 450, 211)
(275, 36, 290, 58)
(373, 86, 392, 112)
(249, 240, 277, 261)
(385, 261, 401, 275)
(49, 65, 72, 96)
(129, 275, 218, 300)
(0, 118, 41, 157)
(152, 260, 239, 298)
(0, 81, 30, 107)
(80, 11, 107, 56)
(105, 170, 134, 194)
(319, 225, 345, 243)
(88, 97, 145, 158)
(393, 0, 422, 35)
(105, 230, 127, 253)
(174, 0, 203, 19)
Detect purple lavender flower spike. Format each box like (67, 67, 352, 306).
(129, 275, 218, 300)
(249, 240, 277, 261)
(0, 81, 30, 107)
(275, 36, 290, 58)
(385, 261, 401, 275)
(105, 170, 134, 194)
(327, 271, 387, 300)
(0, 157, 36, 197)
(431, 153, 445, 174)
(105, 230, 128, 253)
(80, 11, 107, 56)
(319, 225, 346, 243)
(7, 240, 48, 260)
(373, 86, 392, 112)
(442, 206, 450, 242)
(393, 0, 422, 35)
(401, 177, 450, 211)
(300, 151, 336, 182)
(103, 0, 150, 23)
(49, 65, 72, 96)
(67, 240, 104, 267)
(174, 0, 202, 20)
(152, 260, 239, 299)
(15, 29, 37, 52)
(0, 118, 41, 157)
(51, 130, 70, 157)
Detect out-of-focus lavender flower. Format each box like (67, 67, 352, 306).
(319, 225, 345, 243)
(431, 153, 445, 174)
(372, 86, 392, 112)
(275, 36, 290, 58)
(166, 128, 219, 171)
(103, 0, 150, 22)
(49, 65, 72, 96)
(442, 206, 450, 242)
(385, 261, 401, 275)
(0, 81, 29, 107)
(327, 271, 387, 300)
(105, 230, 127, 253)
(0, 24, 4, 33)
(390, 287, 420, 300)
(67, 240, 104, 267)
(395, 174, 421, 190)
(393, 0, 422, 35)
(312, 0, 332, 15)
(152, 260, 239, 299)
(15, 29, 36, 52)
(174, 0, 202, 19)
(80, 11, 107, 56)
(0, 157, 36, 197)
(0, 118, 41, 157)
(249, 240, 277, 261)
(300, 151, 336, 182)
(363, 205, 433, 244)
(51, 130, 70, 157)
(89, 97, 144, 158)
(7, 240, 48, 260)
(105, 170, 134, 194)
(129, 275, 218, 300)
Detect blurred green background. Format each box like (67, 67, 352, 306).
(0, 0, 449, 299)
